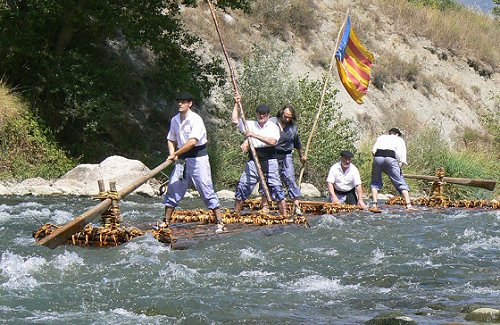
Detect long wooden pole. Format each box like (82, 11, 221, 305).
(298, 12, 349, 188)
(207, 0, 272, 202)
(404, 174, 496, 191)
(35, 159, 173, 249)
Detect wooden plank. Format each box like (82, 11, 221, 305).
(35, 159, 173, 249)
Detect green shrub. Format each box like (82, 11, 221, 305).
(0, 111, 77, 181)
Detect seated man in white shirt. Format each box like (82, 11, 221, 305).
(326, 150, 367, 209)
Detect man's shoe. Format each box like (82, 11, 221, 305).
(406, 204, 417, 211)
(215, 223, 226, 233)
(294, 206, 303, 216)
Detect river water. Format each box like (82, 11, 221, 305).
(1, 194, 499, 324)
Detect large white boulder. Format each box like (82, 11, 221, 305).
(52, 179, 87, 196)
(61, 155, 156, 196)
(465, 307, 500, 322)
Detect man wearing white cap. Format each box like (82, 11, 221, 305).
(326, 150, 366, 209)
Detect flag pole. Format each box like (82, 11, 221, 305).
(298, 12, 349, 188)
(207, 0, 273, 203)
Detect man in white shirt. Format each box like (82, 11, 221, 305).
(232, 93, 288, 216)
(326, 150, 366, 209)
(162, 92, 225, 232)
(370, 128, 413, 209)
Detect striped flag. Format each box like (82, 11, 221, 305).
(335, 15, 374, 104)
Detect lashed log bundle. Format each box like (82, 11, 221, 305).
(387, 196, 500, 209)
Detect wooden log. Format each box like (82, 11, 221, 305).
(404, 174, 496, 191)
(35, 159, 173, 249)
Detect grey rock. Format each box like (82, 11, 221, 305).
(464, 307, 500, 322)
(300, 183, 322, 198)
(217, 189, 235, 199)
(365, 312, 418, 325)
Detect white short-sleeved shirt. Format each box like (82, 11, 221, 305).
(238, 119, 280, 148)
(371, 134, 407, 165)
(167, 110, 207, 148)
(326, 162, 362, 192)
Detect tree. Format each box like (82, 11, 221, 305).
(0, 0, 252, 163)
(494, 0, 500, 17)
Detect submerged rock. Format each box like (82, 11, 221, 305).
(464, 307, 500, 322)
(365, 312, 417, 325)
(460, 303, 485, 313)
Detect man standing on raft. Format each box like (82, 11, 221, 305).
(370, 127, 413, 210)
(241, 104, 306, 215)
(232, 93, 288, 216)
(162, 92, 225, 233)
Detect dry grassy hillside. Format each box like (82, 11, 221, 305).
(181, 0, 500, 149)
(0, 81, 20, 125)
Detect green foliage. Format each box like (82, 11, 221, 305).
(479, 93, 500, 153)
(407, 128, 500, 199)
(292, 76, 358, 187)
(209, 46, 357, 190)
(0, 0, 251, 163)
(0, 111, 77, 181)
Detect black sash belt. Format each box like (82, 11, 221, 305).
(276, 150, 292, 160)
(179, 144, 207, 159)
(334, 188, 356, 196)
(249, 147, 276, 176)
(334, 187, 358, 205)
(249, 146, 277, 161)
(375, 149, 396, 159)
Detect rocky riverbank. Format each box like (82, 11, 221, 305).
(0, 155, 324, 199)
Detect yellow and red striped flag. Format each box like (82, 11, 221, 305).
(335, 15, 374, 104)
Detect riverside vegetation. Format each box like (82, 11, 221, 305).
(1, 0, 500, 200)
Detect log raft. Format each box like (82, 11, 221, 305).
(33, 196, 500, 249)
(32, 199, 362, 249)
(33, 168, 499, 249)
